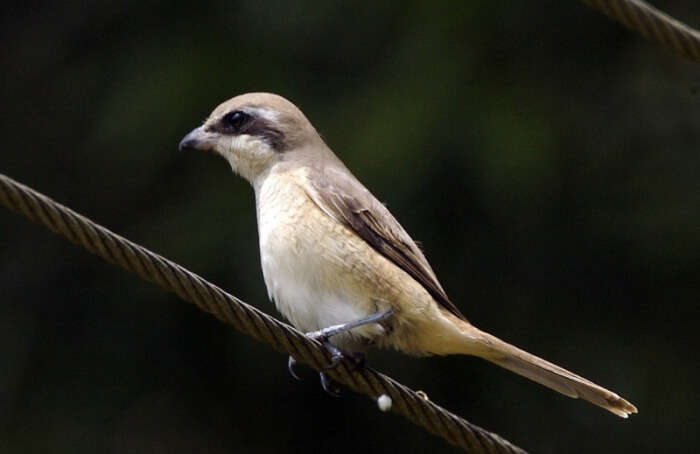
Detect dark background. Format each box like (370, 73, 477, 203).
(1, 1, 699, 453)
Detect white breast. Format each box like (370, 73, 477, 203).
(254, 168, 385, 345)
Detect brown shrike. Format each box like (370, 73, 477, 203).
(179, 92, 637, 418)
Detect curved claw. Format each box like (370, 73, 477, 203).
(319, 372, 341, 397)
(288, 356, 301, 381)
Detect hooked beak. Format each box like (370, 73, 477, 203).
(178, 126, 218, 152)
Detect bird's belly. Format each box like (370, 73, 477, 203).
(256, 172, 388, 349)
(263, 261, 375, 335)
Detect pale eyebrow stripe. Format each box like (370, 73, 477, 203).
(246, 106, 279, 122)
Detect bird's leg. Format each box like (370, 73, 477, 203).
(307, 309, 392, 370)
(305, 310, 393, 342)
(287, 310, 393, 393)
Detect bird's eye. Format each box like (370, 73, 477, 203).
(221, 110, 251, 131)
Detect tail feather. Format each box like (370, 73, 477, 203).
(462, 325, 637, 418)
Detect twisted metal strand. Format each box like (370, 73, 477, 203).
(580, 0, 700, 62)
(0, 172, 527, 454)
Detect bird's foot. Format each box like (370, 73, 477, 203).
(287, 354, 342, 396)
(288, 355, 301, 381)
(287, 332, 345, 380)
(287, 332, 346, 395)
(319, 371, 341, 397)
(312, 334, 345, 370)
(287, 311, 392, 394)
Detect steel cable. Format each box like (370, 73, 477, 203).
(580, 0, 700, 62)
(0, 172, 527, 454)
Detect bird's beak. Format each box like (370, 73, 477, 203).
(178, 126, 217, 152)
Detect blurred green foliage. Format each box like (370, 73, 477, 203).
(1, 1, 699, 453)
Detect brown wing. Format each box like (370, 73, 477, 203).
(303, 166, 466, 321)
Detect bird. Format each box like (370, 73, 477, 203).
(179, 92, 637, 418)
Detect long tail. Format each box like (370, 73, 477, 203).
(457, 322, 637, 418)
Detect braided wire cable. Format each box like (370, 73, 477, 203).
(580, 0, 700, 62)
(0, 172, 527, 454)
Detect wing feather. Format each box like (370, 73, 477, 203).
(303, 166, 466, 320)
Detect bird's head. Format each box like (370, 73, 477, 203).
(179, 92, 323, 184)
